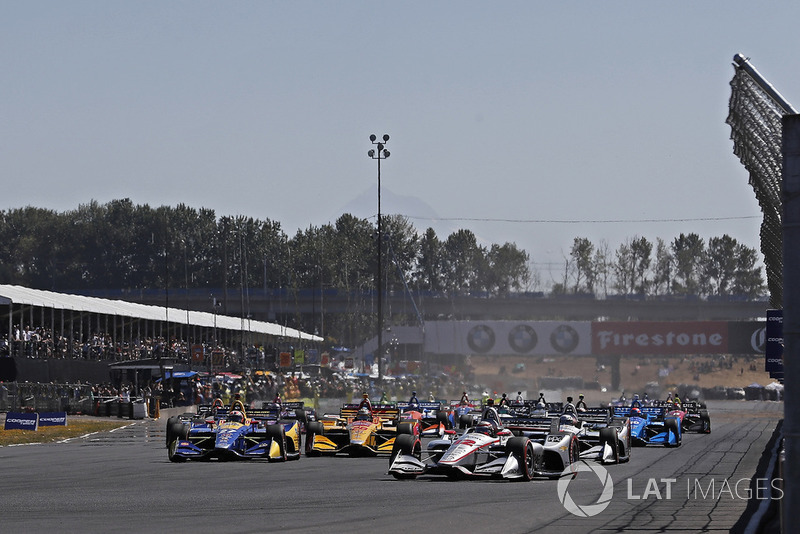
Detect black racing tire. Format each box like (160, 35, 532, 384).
(397, 422, 416, 436)
(665, 418, 681, 447)
(459, 414, 472, 430)
(699, 409, 711, 433)
(168, 439, 186, 462)
(295, 408, 307, 424)
(599, 427, 620, 464)
(267, 424, 287, 462)
(569, 437, 580, 472)
(437, 410, 452, 430)
(165, 416, 179, 447)
(390, 434, 420, 479)
(167, 420, 188, 448)
(305, 422, 324, 456)
(507, 437, 536, 481)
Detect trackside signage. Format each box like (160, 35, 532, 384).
(4, 412, 39, 431)
(38, 412, 68, 426)
(765, 309, 783, 378)
(592, 322, 728, 355)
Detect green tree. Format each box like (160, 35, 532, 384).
(671, 233, 704, 295)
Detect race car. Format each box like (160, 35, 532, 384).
(613, 405, 681, 447)
(305, 403, 400, 456)
(396, 401, 454, 437)
(388, 419, 542, 481)
(501, 410, 579, 478)
(449, 400, 483, 429)
(561, 407, 632, 464)
(166, 401, 304, 462)
(651, 400, 711, 433)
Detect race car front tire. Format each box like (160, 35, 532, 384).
(507, 437, 537, 481)
(599, 427, 620, 464)
(665, 418, 681, 447)
(267, 424, 288, 462)
(168, 439, 186, 462)
(390, 434, 421, 479)
(305, 422, 324, 456)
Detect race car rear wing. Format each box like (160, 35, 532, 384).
(449, 400, 483, 410)
(578, 407, 612, 422)
(340, 403, 400, 420)
(397, 401, 441, 412)
(612, 406, 666, 418)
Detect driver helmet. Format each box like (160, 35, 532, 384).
(363, 392, 369, 398)
(486, 398, 495, 406)
(559, 414, 577, 427)
(630, 407, 642, 417)
(475, 420, 496, 435)
(357, 406, 371, 420)
(633, 394, 640, 401)
(229, 410, 244, 423)
(536, 401, 545, 410)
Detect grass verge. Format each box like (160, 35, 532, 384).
(0, 420, 130, 446)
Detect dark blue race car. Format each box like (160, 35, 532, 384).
(167, 401, 308, 462)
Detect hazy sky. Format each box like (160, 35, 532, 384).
(4, 2, 800, 287)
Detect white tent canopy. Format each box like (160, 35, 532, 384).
(0, 284, 322, 342)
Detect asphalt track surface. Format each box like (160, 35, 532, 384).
(0, 400, 781, 534)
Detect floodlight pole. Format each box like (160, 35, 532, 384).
(368, 134, 390, 381)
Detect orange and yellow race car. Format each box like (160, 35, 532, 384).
(305, 403, 400, 456)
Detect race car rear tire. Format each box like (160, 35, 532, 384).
(397, 422, 416, 436)
(699, 409, 711, 433)
(267, 424, 287, 462)
(437, 410, 453, 430)
(390, 434, 420, 479)
(599, 427, 620, 464)
(305, 422, 324, 456)
(665, 418, 681, 447)
(168, 439, 186, 462)
(459, 414, 472, 430)
(507, 437, 536, 481)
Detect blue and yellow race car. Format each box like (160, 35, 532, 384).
(167, 400, 305, 462)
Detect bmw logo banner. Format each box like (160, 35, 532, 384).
(38, 412, 68, 427)
(4, 412, 39, 431)
(426, 321, 591, 356)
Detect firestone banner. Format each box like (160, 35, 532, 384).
(592, 321, 729, 355)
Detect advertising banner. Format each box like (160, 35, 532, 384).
(592, 321, 728, 355)
(765, 309, 783, 376)
(38, 412, 68, 426)
(294, 349, 305, 365)
(279, 352, 292, 368)
(424, 321, 592, 356)
(191, 344, 204, 363)
(726, 321, 766, 355)
(4, 412, 39, 431)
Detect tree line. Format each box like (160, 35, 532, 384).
(0, 199, 765, 344)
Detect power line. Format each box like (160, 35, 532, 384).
(399, 215, 760, 224)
